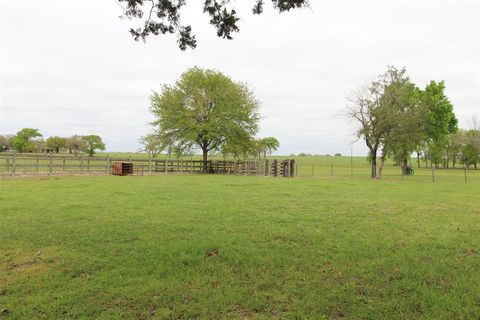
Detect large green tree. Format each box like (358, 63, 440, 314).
(0, 135, 13, 152)
(119, 0, 308, 49)
(46, 136, 67, 153)
(82, 135, 106, 157)
(421, 80, 458, 167)
(66, 135, 87, 155)
(348, 67, 460, 177)
(461, 129, 480, 169)
(139, 133, 163, 158)
(150, 67, 260, 171)
(257, 137, 280, 158)
(375, 68, 423, 176)
(422, 81, 457, 143)
(11, 128, 43, 153)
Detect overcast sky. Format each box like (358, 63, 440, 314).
(1, 0, 479, 155)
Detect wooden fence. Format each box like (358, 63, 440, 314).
(0, 154, 295, 177)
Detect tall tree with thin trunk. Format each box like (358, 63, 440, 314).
(421, 80, 458, 168)
(150, 67, 260, 172)
(346, 87, 382, 179)
(371, 67, 421, 177)
(139, 133, 163, 158)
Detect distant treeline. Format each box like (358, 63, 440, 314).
(0, 128, 106, 157)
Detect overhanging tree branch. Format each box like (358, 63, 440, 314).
(118, 0, 309, 50)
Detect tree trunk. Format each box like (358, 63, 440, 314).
(377, 145, 387, 179)
(416, 151, 421, 168)
(371, 152, 377, 179)
(402, 158, 408, 176)
(202, 146, 208, 173)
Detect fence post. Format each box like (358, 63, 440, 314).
(105, 156, 110, 174)
(36, 157, 40, 173)
(330, 163, 333, 177)
(464, 166, 467, 184)
(87, 159, 90, 172)
(6, 156, 10, 173)
(431, 165, 435, 183)
(165, 159, 168, 174)
(80, 156, 84, 174)
(62, 157, 66, 171)
(148, 155, 151, 175)
(49, 154, 53, 174)
(12, 154, 16, 175)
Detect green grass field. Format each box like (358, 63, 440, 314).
(1, 174, 479, 319)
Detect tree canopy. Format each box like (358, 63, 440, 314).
(257, 137, 280, 158)
(347, 66, 459, 178)
(46, 136, 67, 153)
(422, 80, 458, 144)
(82, 135, 106, 157)
(150, 67, 260, 170)
(11, 128, 43, 153)
(139, 133, 163, 158)
(0, 135, 13, 152)
(66, 135, 88, 155)
(118, 0, 309, 50)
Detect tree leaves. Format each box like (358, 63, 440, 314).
(150, 67, 260, 160)
(118, 0, 308, 49)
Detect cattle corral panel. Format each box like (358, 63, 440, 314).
(112, 162, 134, 175)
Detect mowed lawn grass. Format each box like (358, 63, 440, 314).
(1, 175, 479, 319)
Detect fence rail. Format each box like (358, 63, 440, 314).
(0, 154, 477, 184)
(0, 154, 296, 177)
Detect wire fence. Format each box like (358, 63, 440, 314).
(0, 153, 478, 184)
(294, 162, 479, 184)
